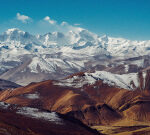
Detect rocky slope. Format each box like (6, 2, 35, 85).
(1, 70, 150, 126)
(0, 102, 100, 135)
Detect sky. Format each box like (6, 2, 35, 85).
(0, 0, 150, 40)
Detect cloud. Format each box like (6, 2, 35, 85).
(37, 18, 83, 34)
(2, 13, 84, 34)
(60, 21, 83, 32)
(16, 13, 31, 23)
(74, 23, 80, 26)
(61, 21, 68, 26)
(43, 16, 56, 24)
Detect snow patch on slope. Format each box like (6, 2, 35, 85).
(55, 71, 139, 90)
(28, 57, 56, 73)
(125, 65, 129, 72)
(25, 92, 39, 99)
(0, 101, 63, 125)
(0, 102, 10, 109)
(88, 71, 139, 90)
(17, 107, 63, 124)
(142, 71, 147, 89)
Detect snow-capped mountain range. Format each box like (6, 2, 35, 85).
(0, 28, 150, 85)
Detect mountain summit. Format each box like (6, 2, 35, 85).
(0, 28, 150, 85)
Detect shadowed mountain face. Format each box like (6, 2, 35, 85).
(0, 102, 100, 135)
(0, 79, 21, 90)
(1, 70, 150, 127)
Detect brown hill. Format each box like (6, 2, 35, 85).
(0, 102, 100, 135)
(1, 70, 150, 127)
(0, 79, 122, 126)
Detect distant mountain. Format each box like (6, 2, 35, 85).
(0, 28, 150, 85)
(0, 79, 21, 90)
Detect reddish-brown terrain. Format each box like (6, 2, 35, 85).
(0, 79, 122, 126)
(0, 102, 100, 135)
(1, 70, 150, 134)
(0, 70, 150, 125)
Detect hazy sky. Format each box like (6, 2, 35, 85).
(0, 0, 150, 40)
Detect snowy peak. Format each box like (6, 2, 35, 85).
(0, 28, 40, 45)
(41, 32, 65, 40)
(55, 71, 142, 90)
(78, 29, 98, 41)
(0, 28, 150, 85)
(37, 28, 101, 47)
(5, 28, 25, 35)
(1, 27, 150, 56)
(3, 28, 26, 40)
(55, 70, 150, 91)
(99, 35, 109, 42)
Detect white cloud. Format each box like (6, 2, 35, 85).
(60, 21, 83, 32)
(30, 17, 83, 34)
(74, 23, 80, 26)
(61, 21, 68, 26)
(16, 13, 31, 23)
(44, 16, 56, 24)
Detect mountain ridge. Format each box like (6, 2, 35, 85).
(0, 28, 150, 85)
(1, 69, 150, 126)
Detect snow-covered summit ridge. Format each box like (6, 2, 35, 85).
(54, 71, 147, 90)
(5, 28, 24, 34)
(0, 28, 150, 86)
(0, 28, 40, 45)
(0, 28, 150, 58)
